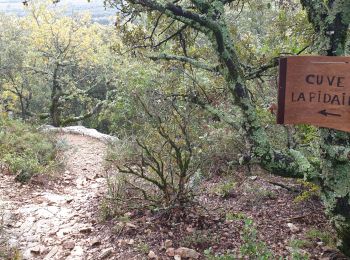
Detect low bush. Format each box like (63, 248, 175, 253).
(0, 118, 60, 183)
(306, 228, 337, 248)
(104, 94, 203, 216)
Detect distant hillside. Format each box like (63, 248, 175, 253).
(0, 0, 116, 24)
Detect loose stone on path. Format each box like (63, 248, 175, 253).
(0, 133, 114, 259)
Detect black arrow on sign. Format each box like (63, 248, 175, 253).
(318, 109, 341, 117)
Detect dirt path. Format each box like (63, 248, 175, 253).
(0, 134, 113, 260)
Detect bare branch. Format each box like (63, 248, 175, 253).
(147, 53, 220, 73)
(153, 24, 187, 48)
(60, 101, 104, 125)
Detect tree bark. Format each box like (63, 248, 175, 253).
(300, 0, 350, 255)
(50, 64, 62, 127)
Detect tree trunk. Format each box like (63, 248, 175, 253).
(50, 98, 61, 127)
(320, 129, 350, 255)
(300, 0, 350, 255)
(50, 64, 62, 127)
(206, 19, 315, 179)
(19, 94, 26, 120)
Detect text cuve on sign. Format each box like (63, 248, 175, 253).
(277, 56, 350, 132)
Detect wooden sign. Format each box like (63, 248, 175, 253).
(278, 56, 350, 132)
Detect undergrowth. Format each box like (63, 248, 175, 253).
(0, 118, 61, 183)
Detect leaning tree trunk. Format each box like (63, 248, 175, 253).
(301, 0, 350, 255)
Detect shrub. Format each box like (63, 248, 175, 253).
(0, 118, 60, 183)
(105, 94, 202, 214)
(198, 126, 245, 177)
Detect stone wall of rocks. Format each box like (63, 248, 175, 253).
(39, 125, 118, 144)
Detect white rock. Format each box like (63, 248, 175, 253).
(40, 125, 118, 144)
(44, 246, 59, 260)
(127, 239, 134, 245)
(164, 239, 173, 249)
(57, 227, 73, 238)
(35, 208, 54, 219)
(70, 245, 84, 257)
(30, 245, 45, 254)
(7, 238, 18, 248)
(23, 249, 33, 259)
(148, 250, 158, 259)
(174, 247, 200, 259)
(287, 223, 300, 233)
(126, 223, 137, 229)
(91, 238, 102, 247)
(166, 247, 175, 257)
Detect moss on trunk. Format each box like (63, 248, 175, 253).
(300, 0, 350, 255)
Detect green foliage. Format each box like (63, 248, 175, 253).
(294, 180, 321, 203)
(99, 198, 115, 221)
(0, 118, 59, 183)
(105, 94, 204, 211)
(212, 180, 236, 198)
(240, 218, 273, 259)
(198, 125, 244, 177)
(290, 251, 309, 260)
(204, 217, 273, 259)
(0, 4, 121, 126)
(295, 125, 319, 145)
(136, 242, 150, 255)
(289, 239, 311, 260)
(306, 228, 336, 248)
(289, 239, 311, 249)
(225, 212, 246, 222)
(182, 230, 217, 249)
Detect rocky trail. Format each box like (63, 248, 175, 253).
(0, 133, 114, 260)
(0, 131, 345, 260)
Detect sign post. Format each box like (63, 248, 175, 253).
(277, 56, 350, 132)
